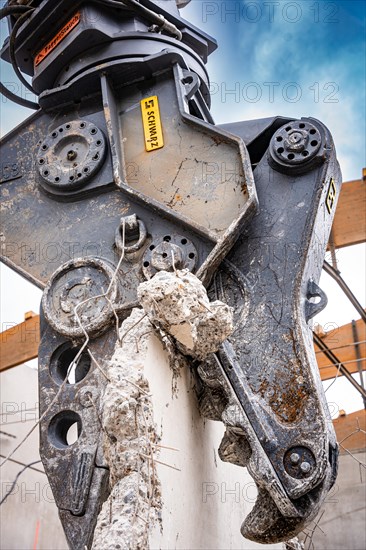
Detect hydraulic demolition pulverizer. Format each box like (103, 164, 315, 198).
(0, 0, 341, 547)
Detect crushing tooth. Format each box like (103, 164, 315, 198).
(241, 488, 306, 544)
(59, 468, 110, 550)
(218, 428, 252, 468)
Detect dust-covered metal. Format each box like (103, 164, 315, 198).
(42, 257, 121, 339)
(38, 321, 114, 549)
(36, 120, 107, 192)
(198, 119, 342, 542)
(142, 234, 197, 278)
(0, 0, 342, 548)
(115, 215, 147, 254)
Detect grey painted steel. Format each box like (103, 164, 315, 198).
(202, 117, 342, 542)
(0, 1, 343, 547)
(1, 1, 216, 97)
(36, 120, 107, 191)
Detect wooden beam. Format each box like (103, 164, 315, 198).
(0, 311, 364, 387)
(333, 409, 366, 454)
(0, 312, 40, 372)
(315, 318, 366, 381)
(329, 168, 366, 249)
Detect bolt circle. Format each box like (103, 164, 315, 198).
(142, 234, 197, 279)
(270, 120, 322, 167)
(36, 120, 106, 191)
(150, 242, 184, 271)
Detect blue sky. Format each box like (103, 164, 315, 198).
(183, 0, 365, 181)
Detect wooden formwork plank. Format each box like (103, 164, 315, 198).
(0, 312, 40, 372)
(329, 169, 366, 249)
(315, 318, 365, 381)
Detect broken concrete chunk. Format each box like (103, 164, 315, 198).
(137, 269, 234, 360)
(92, 310, 161, 550)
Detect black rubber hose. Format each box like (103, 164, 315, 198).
(9, 9, 36, 95)
(0, 5, 39, 110)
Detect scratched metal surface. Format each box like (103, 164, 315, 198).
(202, 117, 342, 542)
(0, 101, 212, 290)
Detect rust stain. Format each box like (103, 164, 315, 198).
(255, 345, 311, 424)
(210, 135, 226, 146)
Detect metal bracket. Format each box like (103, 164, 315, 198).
(115, 215, 147, 254)
(305, 279, 328, 322)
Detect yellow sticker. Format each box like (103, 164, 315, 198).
(326, 177, 336, 214)
(35, 12, 80, 67)
(140, 96, 164, 152)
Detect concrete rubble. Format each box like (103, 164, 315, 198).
(92, 309, 161, 550)
(137, 269, 234, 359)
(92, 269, 235, 548)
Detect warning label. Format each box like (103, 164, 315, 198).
(35, 12, 80, 67)
(326, 178, 336, 214)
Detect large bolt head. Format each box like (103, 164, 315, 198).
(300, 461, 311, 474)
(285, 130, 308, 152)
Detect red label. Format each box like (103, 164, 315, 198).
(35, 12, 80, 67)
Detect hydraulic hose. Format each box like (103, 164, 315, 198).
(0, 5, 39, 109)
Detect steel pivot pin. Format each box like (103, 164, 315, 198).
(300, 461, 311, 474)
(290, 453, 300, 465)
(269, 119, 323, 173)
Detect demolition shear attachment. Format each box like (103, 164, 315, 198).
(0, 0, 342, 545)
(1, 60, 256, 547)
(197, 117, 341, 542)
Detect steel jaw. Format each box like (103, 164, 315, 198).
(0, 0, 342, 546)
(37, 322, 113, 550)
(198, 117, 341, 543)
